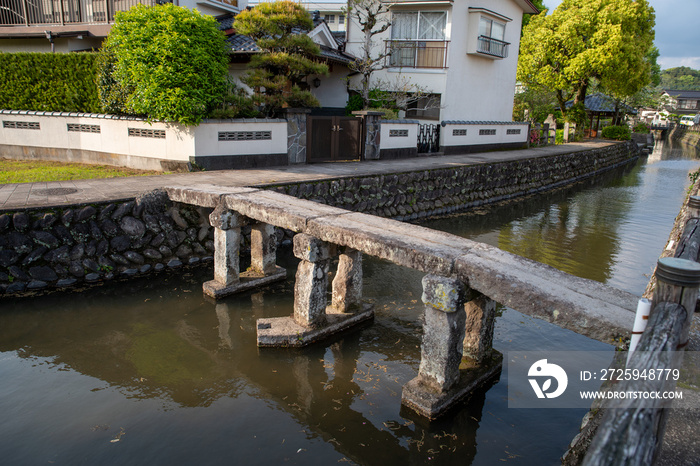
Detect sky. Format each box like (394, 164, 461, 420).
(543, 0, 700, 70)
(306, 0, 699, 71)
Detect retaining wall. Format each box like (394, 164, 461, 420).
(0, 141, 639, 296)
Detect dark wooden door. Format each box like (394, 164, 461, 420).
(307, 116, 361, 162)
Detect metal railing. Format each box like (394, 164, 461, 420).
(0, 0, 161, 26)
(476, 35, 509, 58)
(385, 40, 449, 69)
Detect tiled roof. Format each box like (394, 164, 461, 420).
(226, 34, 259, 53)
(664, 90, 700, 99)
(565, 93, 637, 114)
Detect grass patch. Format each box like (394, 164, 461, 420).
(0, 159, 164, 184)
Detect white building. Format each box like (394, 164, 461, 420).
(344, 0, 539, 122)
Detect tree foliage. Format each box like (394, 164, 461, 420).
(521, 0, 546, 31)
(517, 0, 656, 123)
(99, 4, 229, 125)
(660, 67, 700, 90)
(234, 1, 328, 116)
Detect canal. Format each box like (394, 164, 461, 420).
(1, 138, 698, 465)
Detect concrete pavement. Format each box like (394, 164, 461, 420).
(0, 141, 614, 211)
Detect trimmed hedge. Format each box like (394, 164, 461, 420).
(0, 52, 100, 113)
(601, 125, 631, 141)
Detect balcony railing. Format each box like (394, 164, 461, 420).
(385, 40, 449, 69)
(0, 0, 163, 27)
(476, 35, 509, 59)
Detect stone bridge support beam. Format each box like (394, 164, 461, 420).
(210, 205, 242, 287)
(402, 274, 502, 420)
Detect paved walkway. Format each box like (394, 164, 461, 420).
(0, 142, 614, 211)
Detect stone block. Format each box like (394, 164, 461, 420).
(204, 266, 286, 299)
(213, 226, 240, 286)
(209, 205, 243, 231)
(421, 274, 466, 313)
(293, 233, 331, 262)
(165, 185, 259, 208)
(463, 294, 497, 362)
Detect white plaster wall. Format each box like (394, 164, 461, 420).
(380, 122, 419, 150)
(311, 67, 350, 108)
(193, 120, 287, 156)
(0, 112, 286, 164)
(441, 123, 528, 147)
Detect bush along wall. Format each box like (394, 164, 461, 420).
(0, 52, 100, 113)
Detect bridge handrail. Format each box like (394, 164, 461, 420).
(165, 184, 637, 344)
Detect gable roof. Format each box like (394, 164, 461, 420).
(663, 90, 700, 99)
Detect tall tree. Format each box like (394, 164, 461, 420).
(99, 3, 228, 125)
(517, 0, 655, 122)
(234, 1, 328, 116)
(345, 0, 392, 109)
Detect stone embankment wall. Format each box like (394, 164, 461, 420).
(670, 125, 700, 149)
(268, 141, 639, 222)
(0, 141, 639, 296)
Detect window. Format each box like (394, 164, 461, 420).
(326, 14, 335, 23)
(678, 99, 698, 110)
(388, 11, 448, 68)
(468, 8, 511, 59)
(339, 15, 345, 25)
(477, 16, 508, 57)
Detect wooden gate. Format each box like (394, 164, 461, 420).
(307, 116, 362, 162)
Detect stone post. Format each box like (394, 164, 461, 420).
(651, 257, 700, 346)
(209, 205, 242, 286)
(418, 274, 467, 391)
(283, 108, 312, 164)
(463, 293, 497, 363)
(564, 122, 570, 143)
(331, 248, 363, 313)
(352, 110, 384, 160)
(293, 233, 331, 327)
(251, 223, 277, 275)
(687, 195, 700, 219)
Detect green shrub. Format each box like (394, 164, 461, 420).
(374, 108, 399, 120)
(345, 94, 363, 114)
(601, 125, 631, 140)
(0, 52, 100, 112)
(100, 4, 229, 125)
(633, 122, 650, 133)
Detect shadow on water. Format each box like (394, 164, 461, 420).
(1, 139, 700, 465)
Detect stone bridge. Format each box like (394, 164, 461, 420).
(165, 184, 638, 419)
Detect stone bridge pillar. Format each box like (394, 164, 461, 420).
(203, 206, 286, 299)
(331, 248, 363, 313)
(402, 274, 502, 419)
(293, 233, 332, 328)
(256, 235, 374, 347)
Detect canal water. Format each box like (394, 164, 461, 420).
(1, 139, 699, 465)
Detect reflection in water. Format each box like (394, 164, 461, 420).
(1, 140, 699, 465)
